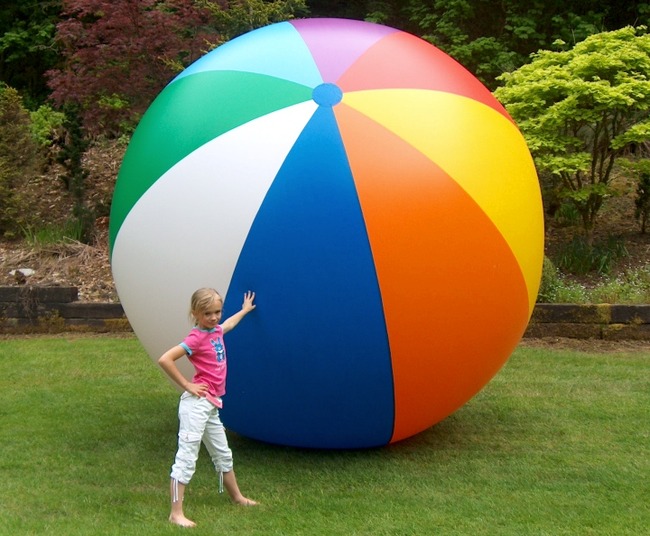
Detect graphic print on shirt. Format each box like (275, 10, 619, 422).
(211, 337, 225, 362)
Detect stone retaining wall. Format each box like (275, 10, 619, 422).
(0, 286, 130, 333)
(524, 303, 650, 340)
(1, 286, 649, 339)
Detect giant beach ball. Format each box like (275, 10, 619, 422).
(110, 18, 544, 449)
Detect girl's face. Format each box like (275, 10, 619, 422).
(193, 297, 223, 330)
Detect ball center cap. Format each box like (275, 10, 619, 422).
(312, 83, 343, 107)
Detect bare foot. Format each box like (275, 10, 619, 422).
(233, 497, 259, 506)
(169, 513, 197, 527)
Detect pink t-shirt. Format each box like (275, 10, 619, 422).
(180, 326, 227, 408)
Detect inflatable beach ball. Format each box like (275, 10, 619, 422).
(110, 18, 544, 449)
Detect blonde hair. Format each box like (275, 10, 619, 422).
(189, 288, 223, 323)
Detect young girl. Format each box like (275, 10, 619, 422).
(158, 288, 258, 528)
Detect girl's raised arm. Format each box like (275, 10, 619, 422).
(221, 291, 256, 334)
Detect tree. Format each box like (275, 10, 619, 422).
(494, 27, 650, 243)
(403, 0, 647, 89)
(47, 0, 310, 137)
(200, 0, 308, 44)
(47, 0, 216, 137)
(307, 0, 408, 28)
(56, 105, 95, 243)
(0, 1, 61, 108)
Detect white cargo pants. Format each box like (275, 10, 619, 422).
(170, 391, 233, 487)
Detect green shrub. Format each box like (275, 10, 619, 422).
(552, 280, 590, 304)
(588, 265, 650, 305)
(22, 220, 84, 247)
(537, 256, 560, 302)
(0, 84, 38, 237)
(554, 201, 582, 227)
(29, 104, 65, 147)
(537, 260, 650, 304)
(0, 158, 22, 240)
(555, 236, 628, 276)
(537, 259, 589, 303)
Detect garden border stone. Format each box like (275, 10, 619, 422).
(0, 286, 649, 339)
(0, 286, 129, 333)
(524, 303, 650, 340)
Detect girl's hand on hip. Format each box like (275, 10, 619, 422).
(187, 382, 208, 398)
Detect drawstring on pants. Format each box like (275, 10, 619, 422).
(172, 478, 180, 503)
(219, 471, 224, 494)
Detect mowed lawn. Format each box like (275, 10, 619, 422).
(1, 335, 648, 535)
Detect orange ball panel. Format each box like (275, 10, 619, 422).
(335, 103, 530, 441)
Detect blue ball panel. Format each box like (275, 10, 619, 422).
(222, 106, 395, 448)
(173, 21, 323, 88)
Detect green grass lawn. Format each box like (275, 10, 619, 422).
(1, 335, 648, 535)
